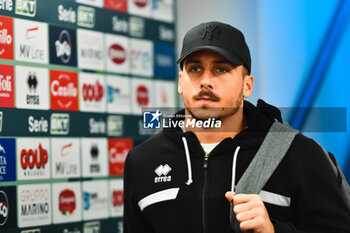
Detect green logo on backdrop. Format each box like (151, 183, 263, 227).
(78, 6, 95, 28)
(129, 16, 145, 37)
(16, 0, 36, 17)
(83, 221, 100, 233)
(50, 113, 70, 135)
(107, 115, 123, 136)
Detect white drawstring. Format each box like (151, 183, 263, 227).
(231, 146, 240, 192)
(182, 137, 193, 185)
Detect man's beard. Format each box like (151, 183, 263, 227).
(185, 87, 244, 121)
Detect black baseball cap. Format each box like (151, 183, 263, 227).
(177, 21, 251, 74)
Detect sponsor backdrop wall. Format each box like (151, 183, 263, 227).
(0, 0, 176, 232)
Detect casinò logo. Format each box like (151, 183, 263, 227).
(108, 44, 126, 64)
(51, 113, 70, 135)
(50, 70, 79, 111)
(15, 0, 36, 17)
(55, 30, 71, 64)
(0, 190, 8, 226)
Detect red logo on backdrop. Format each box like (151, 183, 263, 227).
(0, 64, 14, 107)
(82, 80, 104, 102)
(59, 189, 76, 215)
(20, 144, 48, 169)
(109, 138, 132, 176)
(50, 70, 79, 111)
(112, 190, 123, 207)
(133, 0, 147, 8)
(137, 85, 149, 106)
(0, 16, 14, 60)
(105, 0, 127, 12)
(109, 44, 126, 64)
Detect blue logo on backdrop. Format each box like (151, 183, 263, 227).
(143, 110, 162, 129)
(0, 139, 15, 182)
(83, 192, 90, 210)
(49, 25, 77, 67)
(154, 43, 175, 80)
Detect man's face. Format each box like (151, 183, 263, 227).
(178, 50, 253, 120)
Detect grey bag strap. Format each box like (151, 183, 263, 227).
(318, 144, 350, 209)
(235, 122, 299, 194)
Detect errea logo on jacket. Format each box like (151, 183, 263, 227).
(154, 164, 171, 183)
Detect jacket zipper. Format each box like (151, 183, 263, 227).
(202, 153, 209, 233)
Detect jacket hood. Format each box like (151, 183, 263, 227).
(163, 99, 283, 150)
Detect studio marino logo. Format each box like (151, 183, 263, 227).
(143, 109, 222, 130)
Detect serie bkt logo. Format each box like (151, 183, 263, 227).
(51, 113, 70, 135)
(15, 0, 36, 17)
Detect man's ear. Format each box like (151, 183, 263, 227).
(178, 71, 183, 95)
(243, 74, 254, 98)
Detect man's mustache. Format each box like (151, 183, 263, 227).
(193, 90, 220, 101)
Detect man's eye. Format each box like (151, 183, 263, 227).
(190, 66, 201, 72)
(217, 67, 228, 73)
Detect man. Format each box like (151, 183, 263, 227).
(124, 21, 350, 233)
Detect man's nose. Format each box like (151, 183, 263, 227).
(200, 71, 213, 89)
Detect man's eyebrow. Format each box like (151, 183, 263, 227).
(185, 59, 201, 64)
(213, 60, 232, 65)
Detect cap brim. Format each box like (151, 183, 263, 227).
(177, 46, 243, 67)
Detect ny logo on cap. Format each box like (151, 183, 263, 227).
(202, 25, 220, 40)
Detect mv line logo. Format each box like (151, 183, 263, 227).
(154, 164, 171, 183)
